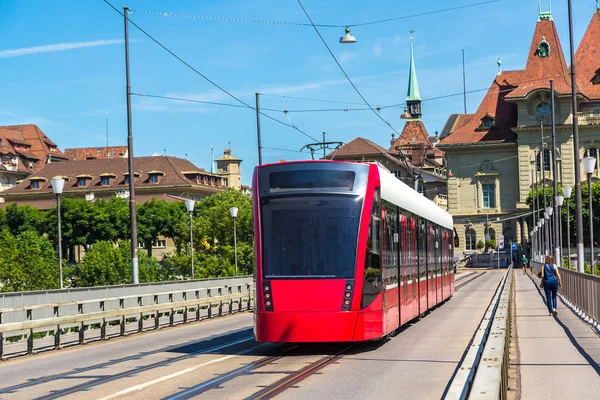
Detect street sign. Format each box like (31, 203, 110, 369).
(511, 242, 517, 251)
(498, 235, 504, 249)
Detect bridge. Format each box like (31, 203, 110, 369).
(0, 268, 598, 399)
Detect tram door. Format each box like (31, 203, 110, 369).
(417, 217, 427, 315)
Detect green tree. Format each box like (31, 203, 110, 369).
(0, 230, 59, 292)
(45, 197, 96, 262)
(4, 203, 44, 235)
(476, 240, 485, 251)
(89, 197, 130, 243)
(73, 241, 129, 287)
(0, 208, 6, 231)
(137, 199, 183, 257)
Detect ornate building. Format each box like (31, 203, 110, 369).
(439, 4, 600, 255)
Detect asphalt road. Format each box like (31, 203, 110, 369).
(0, 270, 504, 400)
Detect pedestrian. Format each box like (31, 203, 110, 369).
(539, 255, 562, 316)
(521, 254, 528, 275)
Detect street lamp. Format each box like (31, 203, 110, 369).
(339, 26, 356, 44)
(229, 207, 239, 276)
(51, 177, 64, 289)
(556, 195, 564, 264)
(185, 199, 195, 279)
(538, 220, 543, 260)
(546, 207, 553, 258)
(562, 186, 573, 266)
(583, 156, 596, 268)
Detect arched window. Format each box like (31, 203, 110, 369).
(465, 229, 476, 250)
(536, 150, 551, 172)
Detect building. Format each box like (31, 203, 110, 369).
(0, 124, 67, 191)
(0, 155, 232, 209)
(439, 4, 600, 255)
(64, 146, 128, 160)
(215, 149, 242, 190)
(326, 34, 448, 209)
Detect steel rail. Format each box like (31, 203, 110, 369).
(456, 272, 487, 291)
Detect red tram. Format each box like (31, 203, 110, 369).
(252, 161, 454, 342)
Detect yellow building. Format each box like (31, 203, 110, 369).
(439, 5, 600, 256)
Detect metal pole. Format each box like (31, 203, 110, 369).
(255, 92, 262, 165)
(566, 198, 571, 266)
(124, 6, 139, 284)
(462, 49, 467, 114)
(233, 217, 238, 276)
(541, 122, 548, 255)
(106, 118, 109, 150)
(550, 80, 560, 262)
(322, 132, 327, 159)
(189, 211, 194, 279)
(558, 204, 563, 263)
(587, 174, 594, 268)
(567, 0, 585, 273)
(534, 159, 540, 259)
(56, 194, 63, 289)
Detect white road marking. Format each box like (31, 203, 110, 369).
(96, 337, 255, 400)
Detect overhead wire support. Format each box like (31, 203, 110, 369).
(102, 0, 319, 143)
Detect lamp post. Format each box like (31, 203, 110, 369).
(537, 220, 543, 260)
(583, 156, 596, 268)
(229, 207, 239, 276)
(556, 195, 564, 264)
(562, 186, 573, 267)
(51, 177, 64, 289)
(546, 206, 553, 258)
(185, 199, 195, 279)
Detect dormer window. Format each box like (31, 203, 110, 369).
(477, 113, 495, 131)
(99, 173, 116, 186)
(76, 175, 92, 188)
(29, 177, 47, 190)
(147, 171, 165, 184)
(31, 181, 39, 189)
(592, 68, 600, 85)
(537, 37, 550, 57)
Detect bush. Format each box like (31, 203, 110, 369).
(476, 240, 485, 251)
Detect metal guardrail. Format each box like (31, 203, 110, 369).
(445, 267, 512, 400)
(531, 261, 600, 328)
(0, 282, 253, 359)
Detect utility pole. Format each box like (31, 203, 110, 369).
(550, 80, 560, 262)
(540, 122, 548, 256)
(567, 0, 585, 273)
(124, 6, 139, 284)
(255, 93, 262, 165)
(322, 132, 327, 158)
(106, 118, 109, 150)
(462, 49, 467, 114)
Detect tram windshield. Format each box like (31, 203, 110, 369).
(260, 195, 362, 278)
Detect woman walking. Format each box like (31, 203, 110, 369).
(540, 255, 562, 316)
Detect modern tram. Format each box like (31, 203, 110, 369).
(252, 160, 454, 342)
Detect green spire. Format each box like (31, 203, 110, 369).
(210, 146, 215, 173)
(405, 32, 421, 102)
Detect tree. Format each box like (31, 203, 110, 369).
(89, 197, 129, 243)
(4, 203, 44, 235)
(476, 240, 485, 251)
(0, 230, 59, 292)
(0, 208, 6, 231)
(137, 199, 183, 257)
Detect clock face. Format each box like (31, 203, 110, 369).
(536, 102, 551, 115)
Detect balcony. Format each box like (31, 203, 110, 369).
(577, 111, 600, 126)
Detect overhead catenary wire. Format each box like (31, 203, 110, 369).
(102, 0, 320, 143)
(129, 1, 499, 28)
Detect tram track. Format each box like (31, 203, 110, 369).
(455, 271, 486, 291)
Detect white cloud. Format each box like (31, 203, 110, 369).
(338, 51, 355, 63)
(0, 39, 124, 58)
(373, 44, 383, 57)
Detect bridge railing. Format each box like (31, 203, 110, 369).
(0, 277, 254, 359)
(531, 261, 600, 326)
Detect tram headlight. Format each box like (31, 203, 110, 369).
(344, 299, 350, 305)
(266, 300, 272, 306)
(346, 284, 352, 291)
(264, 285, 270, 292)
(345, 292, 351, 298)
(265, 293, 271, 299)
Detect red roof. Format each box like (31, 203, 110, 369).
(0, 125, 67, 166)
(574, 11, 600, 100)
(388, 120, 434, 152)
(64, 146, 128, 161)
(505, 19, 571, 98)
(438, 70, 522, 146)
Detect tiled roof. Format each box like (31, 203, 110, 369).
(64, 146, 128, 161)
(439, 114, 475, 139)
(0, 124, 67, 165)
(438, 70, 522, 146)
(328, 137, 391, 158)
(574, 11, 600, 100)
(1, 156, 227, 196)
(388, 120, 434, 152)
(505, 19, 571, 98)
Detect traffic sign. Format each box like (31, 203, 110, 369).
(511, 242, 517, 251)
(498, 235, 504, 249)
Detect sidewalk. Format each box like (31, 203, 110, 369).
(513, 271, 600, 399)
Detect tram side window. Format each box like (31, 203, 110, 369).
(418, 218, 427, 279)
(382, 201, 398, 288)
(361, 188, 382, 309)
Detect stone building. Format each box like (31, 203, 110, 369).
(439, 4, 600, 255)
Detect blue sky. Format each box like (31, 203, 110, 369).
(0, 0, 597, 185)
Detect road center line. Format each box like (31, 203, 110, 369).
(96, 337, 256, 400)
